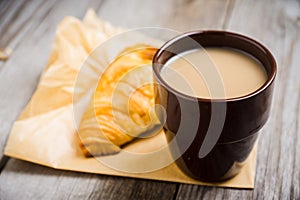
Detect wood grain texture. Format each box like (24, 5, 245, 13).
(176, 0, 300, 199)
(0, 159, 177, 200)
(0, 0, 299, 199)
(96, 0, 230, 31)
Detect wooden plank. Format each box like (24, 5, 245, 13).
(0, 0, 43, 48)
(96, 0, 230, 31)
(0, 0, 232, 199)
(0, 159, 177, 200)
(175, 0, 300, 199)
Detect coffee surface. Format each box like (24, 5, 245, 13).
(160, 47, 267, 99)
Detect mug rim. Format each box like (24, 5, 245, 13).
(152, 30, 277, 102)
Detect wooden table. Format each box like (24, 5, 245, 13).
(0, 0, 299, 199)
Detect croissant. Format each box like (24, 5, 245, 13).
(78, 45, 159, 157)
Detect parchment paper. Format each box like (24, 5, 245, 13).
(4, 9, 257, 188)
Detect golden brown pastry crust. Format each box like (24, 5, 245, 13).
(79, 45, 158, 157)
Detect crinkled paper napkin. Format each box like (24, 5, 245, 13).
(4, 9, 257, 188)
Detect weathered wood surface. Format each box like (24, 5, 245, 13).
(0, 0, 299, 199)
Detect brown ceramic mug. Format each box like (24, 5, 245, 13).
(152, 30, 276, 182)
